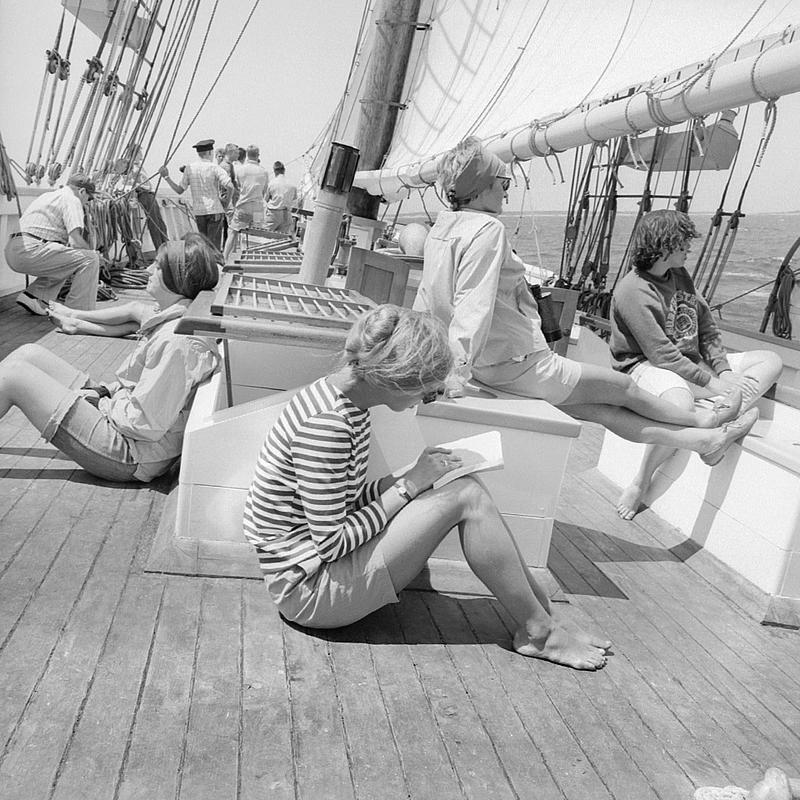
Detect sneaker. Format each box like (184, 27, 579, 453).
(16, 291, 49, 316)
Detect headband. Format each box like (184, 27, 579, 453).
(451, 149, 509, 201)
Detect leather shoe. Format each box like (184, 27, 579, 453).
(700, 408, 759, 466)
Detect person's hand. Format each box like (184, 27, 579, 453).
(404, 447, 463, 493)
(159, 165, 170, 178)
(78, 388, 102, 407)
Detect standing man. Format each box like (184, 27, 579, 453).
(265, 160, 297, 234)
(159, 139, 232, 250)
(223, 145, 269, 261)
(5, 173, 100, 314)
(128, 145, 168, 252)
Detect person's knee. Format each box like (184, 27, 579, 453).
(761, 350, 783, 382)
(448, 475, 495, 519)
(6, 342, 47, 366)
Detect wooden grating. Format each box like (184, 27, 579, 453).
(210, 273, 372, 327)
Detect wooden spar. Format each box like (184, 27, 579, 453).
(353, 36, 800, 200)
(346, 0, 422, 219)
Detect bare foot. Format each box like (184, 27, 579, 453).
(47, 308, 80, 334)
(513, 625, 608, 670)
(48, 301, 75, 318)
(564, 621, 612, 651)
(616, 481, 644, 521)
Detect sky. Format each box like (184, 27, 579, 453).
(1, 0, 799, 215)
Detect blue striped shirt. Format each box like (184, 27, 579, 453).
(243, 378, 386, 577)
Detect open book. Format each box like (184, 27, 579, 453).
(395, 430, 504, 489)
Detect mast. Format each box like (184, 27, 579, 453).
(346, 0, 423, 220)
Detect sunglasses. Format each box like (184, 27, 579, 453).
(498, 177, 511, 191)
(421, 387, 446, 404)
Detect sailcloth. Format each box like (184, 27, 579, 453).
(356, 0, 800, 200)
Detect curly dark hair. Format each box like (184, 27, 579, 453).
(631, 209, 698, 272)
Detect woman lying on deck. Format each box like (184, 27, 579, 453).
(243, 304, 610, 671)
(412, 137, 759, 469)
(0, 233, 219, 482)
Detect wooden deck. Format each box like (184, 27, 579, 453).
(1, 294, 799, 800)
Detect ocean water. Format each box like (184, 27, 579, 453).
(399, 210, 800, 334)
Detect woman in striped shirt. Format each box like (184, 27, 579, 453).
(244, 305, 609, 671)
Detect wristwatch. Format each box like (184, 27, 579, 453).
(394, 477, 418, 503)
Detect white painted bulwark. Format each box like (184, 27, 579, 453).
(597, 396, 800, 626)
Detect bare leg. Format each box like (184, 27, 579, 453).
(616, 386, 694, 520)
(3, 343, 86, 391)
(694, 350, 783, 411)
(562, 363, 733, 427)
(0, 357, 78, 430)
(49, 310, 139, 337)
(223, 229, 239, 263)
(378, 477, 608, 670)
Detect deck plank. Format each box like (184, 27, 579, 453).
(395, 591, 518, 800)
(49, 573, 165, 800)
(115, 578, 203, 800)
(419, 592, 565, 800)
(325, 626, 410, 799)
(282, 618, 355, 799)
(0, 481, 126, 750)
(240, 583, 295, 800)
(570, 470, 800, 719)
(180, 580, 242, 800)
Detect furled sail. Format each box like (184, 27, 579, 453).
(354, 0, 800, 201)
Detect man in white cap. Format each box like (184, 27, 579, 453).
(264, 160, 297, 234)
(160, 139, 232, 250)
(5, 173, 100, 314)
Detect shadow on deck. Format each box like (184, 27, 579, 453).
(1, 293, 798, 800)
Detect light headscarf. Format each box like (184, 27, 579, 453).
(450, 149, 509, 202)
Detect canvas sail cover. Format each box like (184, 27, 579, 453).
(361, 0, 800, 200)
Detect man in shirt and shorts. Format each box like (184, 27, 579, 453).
(223, 145, 268, 261)
(159, 138, 233, 250)
(609, 209, 783, 519)
(5, 173, 100, 315)
(265, 160, 297, 234)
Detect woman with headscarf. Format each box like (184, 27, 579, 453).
(0, 233, 220, 482)
(413, 137, 759, 468)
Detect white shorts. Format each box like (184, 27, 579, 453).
(629, 352, 748, 398)
(473, 349, 583, 405)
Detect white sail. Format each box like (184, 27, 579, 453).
(354, 0, 800, 201)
